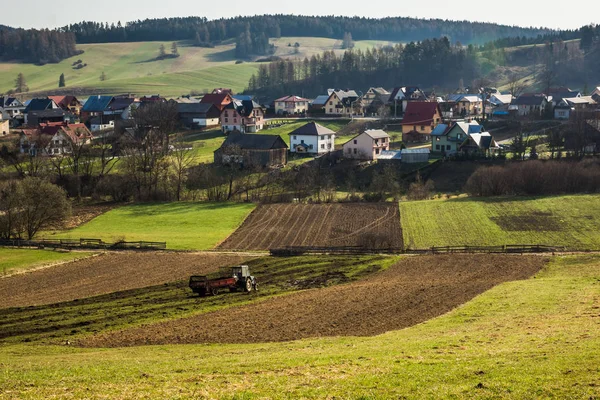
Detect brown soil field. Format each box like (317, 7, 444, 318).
(81, 254, 547, 347)
(46, 203, 116, 230)
(0, 252, 247, 308)
(218, 203, 403, 250)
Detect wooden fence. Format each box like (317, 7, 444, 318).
(0, 238, 167, 251)
(270, 244, 571, 256)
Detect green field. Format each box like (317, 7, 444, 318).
(44, 202, 256, 250)
(0, 38, 394, 97)
(0, 248, 93, 276)
(1, 255, 598, 398)
(400, 194, 600, 250)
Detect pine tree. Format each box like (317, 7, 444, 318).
(58, 73, 66, 87)
(15, 73, 28, 93)
(171, 42, 179, 56)
(158, 44, 166, 58)
(99, 71, 107, 81)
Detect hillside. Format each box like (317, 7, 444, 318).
(0, 37, 397, 97)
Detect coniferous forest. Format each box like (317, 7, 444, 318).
(0, 28, 81, 64)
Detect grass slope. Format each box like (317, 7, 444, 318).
(400, 194, 600, 250)
(0, 38, 394, 96)
(45, 202, 256, 250)
(0, 248, 93, 276)
(0, 255, 598, 398)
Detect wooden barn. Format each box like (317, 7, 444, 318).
(214, 132, 288, 168)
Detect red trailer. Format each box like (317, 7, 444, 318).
(189, 265, 257, 297)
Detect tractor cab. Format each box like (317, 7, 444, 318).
(232, 265, 250, 280)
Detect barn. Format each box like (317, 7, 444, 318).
(401, 148, 430, 163)
(214, 132, 288, 168)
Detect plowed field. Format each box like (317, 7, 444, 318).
(0, 252, 246, 308)
(218, 203, 403, 250)
(81, 254, 547, 347)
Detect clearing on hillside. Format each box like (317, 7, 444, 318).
(218, 203, 403, 251)
(0, 252, 247, 308)
(81, 254, 546, 346)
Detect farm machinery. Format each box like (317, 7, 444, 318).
(189, 265, 257, 297)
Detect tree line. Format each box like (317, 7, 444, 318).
(246, 38, 480, 99)
(62, 15, 553, 46)
(0, 28, 81, 64)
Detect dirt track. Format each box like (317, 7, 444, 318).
(81, 254, 547, 347)
(218, 203, 403, 250)
(0, 252, 247, 308)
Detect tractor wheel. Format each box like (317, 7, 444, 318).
(211, 287, 219, 296)
(245, 278, 253, 292)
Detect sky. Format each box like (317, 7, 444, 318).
(1, 0, 597, 30)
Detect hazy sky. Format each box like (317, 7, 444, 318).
(2, 0, 597, 30)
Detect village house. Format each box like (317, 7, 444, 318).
(488, 94, 514, 117)
(200, 92, 234, 112)
(309, 94, 330, 114)
(0, 96, 26, 119)
(214, 132, 288, 167)
(401, 101, 443, 143)
(288, 122, 336, 154)
(510, 94, 549, 117)
(221, 100, 265, 133)
(177, 103, 221, 128)
(431, 120, 497, 155)
(19, 122, 93, 156)
(23, 98, 63, 125)
(446, 94, 483, 116)
(274, 95, 310, 116)
(104, 96, 138, 120)
(554, 97, 598, 120)
(547, 87, 581, 107)
(342, 129, 390, 160)
(388, 86, 426, 116)
(48, 95, 83, 116)
(362, 87, 390, 115)
(324, 89, 361, 117)
(592, 87, 600, 102)
(81, 95, 114, 123)
(0, 116, 9, 135)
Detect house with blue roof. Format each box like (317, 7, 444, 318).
(81, 95, 114, 123)
(431, 120, 489, 155)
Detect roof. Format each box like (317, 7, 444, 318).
(224, 100, 263, 116)
(288, 122, 335, 136)
(0, 96, 23, 108)
(219, 132, 288, 150)
(467, 132, 498, 150)
(367, 87, 390, 96)
(201, 93, 232, 106)
(82, 96, 114, 112)
(24, 98, 56, 113)
(311, 95, 330, 106)
(432, 121, 482, 137)
(447, 94, 482, 103)
(389, 86, 424, 101)
(401, 102, 441, 126)
(109, 97, 136, 111)
(431, 123, 450, 136)
(364, 129, 389, 139)
(232, 95, 255, 102)
(39, 122, 93, 143)
(565, 96, 596, 105)
(26, 109, 65, 119)
(489, 94, 513, 105)
(330, 90, 359, 106)
(512, 94, 547, 106)
(275, 95, 309, 103)
(401, 148, 430, 154)
(378, 150, 402, 160)
(177, 103, 216, 114)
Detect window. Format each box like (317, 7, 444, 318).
(300, 140, 305, 144)
(329, 108, 333, 113)
(321, 144, 325, 149)
(436, 145, 440, 150)
(353, 140, 357, 144)
(413, 125, 417, 131)
(225, 118, 228, 123)
(375, 148, 380, 155)
(353, 148, 357, 154)
(329, 101, 333, 105)
(447, 145, 451, 150)
(436, 137, 440, 142)
(347, 148, 352, 154)
(234, 119, 237, 123)
(309, 144, 313, 149)
(421, 125, 425, 131)
(457, 134, 462, 139)
(293, 136, 297, 140)
(320, 136, 324, 140)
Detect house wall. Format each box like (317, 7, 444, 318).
(343, 133, 389, 160)
(0, 119, 9, 135)
(215, 148, 287, 167)
(325, 94, 354, 116)
(554, 108, 571, 120)
(193, 117, 220, 127)
(401, 108, 442, 139)
(289, 134, 335, 154)
(275, 101, 308, 115)
(432, 126, 466, 154)
(402, 153, 429, 163)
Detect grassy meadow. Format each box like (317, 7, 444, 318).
(0, 38, 395, 97)
(0, 248, 93, 276)
(44, 202, 256, 250)
(400, 194, 600, 250)
(0, 255, 598, 398)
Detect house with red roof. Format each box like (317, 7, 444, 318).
(48, 95, 83, 116)
(201, 92, 234, 112)
(400, 102, 443, 143)
(20, 122, 93, 156)
(274, 95, 310, 115)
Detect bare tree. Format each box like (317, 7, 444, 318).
(507, 73, 529, 97)
(171, 135, 195, 201)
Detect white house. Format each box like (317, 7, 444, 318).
(274, 95, 310, 115)
(342, 129, 390, 160)
(288, 122, 336, 154)
(0, 96, 26, 119)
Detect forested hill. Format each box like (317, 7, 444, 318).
(64, 15, 554, 46)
